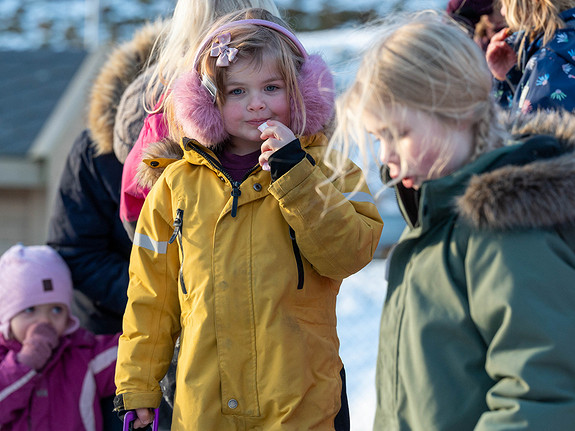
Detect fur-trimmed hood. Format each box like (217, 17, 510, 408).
(136, 137, 183, 191)
(87, 20, 164, 155)
(457, 111, 575, 231)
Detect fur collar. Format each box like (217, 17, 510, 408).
(87, 20, 163, 155)
(136, 134, 327, 189)
(457, 111, 575, 230)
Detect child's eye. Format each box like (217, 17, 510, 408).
(379, 130, 407, 142)
(377, 130, 394, 143)
(229, 88, 244, 96)
(23, 307, 35, 314)
(51, 306, 64, 315)
(265, 85, 278, 92)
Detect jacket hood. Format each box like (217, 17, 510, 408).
(457, 111, 575, 231)
(87, 20, 163, 155)
(136, 137, 183, 191)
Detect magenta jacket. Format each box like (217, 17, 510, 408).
(0, 328, 119, 431)
(119, 111, 168, 228)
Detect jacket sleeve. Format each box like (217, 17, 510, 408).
(514, 46, 575, 113)
(0, 349, 37, 425)
(493, 67, 521, 110)
(115, 172, 181, 410)
(467, 229, 575, 430)
(47, 130, 133, 317)
(120, 111, 169, 231)
(268, 145, 383, 280)
(91, 333, 121, 398)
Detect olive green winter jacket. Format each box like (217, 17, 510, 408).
(115, 133, 383, 430)
(375, 112, 575, 431)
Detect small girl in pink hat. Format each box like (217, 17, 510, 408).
(0, 244, 120, 431)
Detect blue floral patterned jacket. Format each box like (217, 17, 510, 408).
(495, 8, 575, 114)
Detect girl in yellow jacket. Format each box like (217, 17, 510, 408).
(113, 8, 383, 430)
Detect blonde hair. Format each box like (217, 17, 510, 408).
(500, 0, 575, 63)
(166, 8, 307, 142)
(144, 0, 280, 113)
(327, 10, 506, 187)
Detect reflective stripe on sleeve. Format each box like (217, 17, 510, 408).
(79, 345, 119, 431)
(133, 232, 168, 254)
(0, 369, 36, 402)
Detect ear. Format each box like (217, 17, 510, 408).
(173, 71, 229, 147)
(292, 54, 335, 136)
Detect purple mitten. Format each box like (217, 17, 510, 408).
(17, 322, 59, 370)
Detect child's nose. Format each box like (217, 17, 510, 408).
(247, 94, 265, 111)
(36, 310, 55, 325)
(37, 315, 51, 324)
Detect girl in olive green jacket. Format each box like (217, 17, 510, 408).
(329, 10, 575, 431)
(113, 9, 383, 430)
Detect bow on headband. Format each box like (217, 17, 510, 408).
(210, 33, 238, 67)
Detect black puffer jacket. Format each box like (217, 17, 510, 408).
(48, 129, 132, 334)
(47, 22, 161, 334)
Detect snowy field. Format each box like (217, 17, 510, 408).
(337, 258, 388, 430)
(0, 0, 447, 50)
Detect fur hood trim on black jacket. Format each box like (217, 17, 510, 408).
(87, 20, 164, 156)
(457, 110, 575, 231)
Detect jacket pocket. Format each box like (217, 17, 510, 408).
(289, 227, 304, 290)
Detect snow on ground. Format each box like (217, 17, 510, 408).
(0, 0, 447, 50)
(337, 258, 388, 430)
(274, 0, 445, 14)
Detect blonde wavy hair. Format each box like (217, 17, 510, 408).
(326, 10, 506, 189)
(143, 0, 280, 113)
(165, 8, 307, 143)
(500, 0, 575, 63)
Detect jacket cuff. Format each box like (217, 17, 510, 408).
(269, 139, 315, 182)
(114, 392, 162, 410)
(113, 394, 129, 422)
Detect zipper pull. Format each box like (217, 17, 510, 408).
(169, 208, 184, 244)
(231, 182, 241, 217)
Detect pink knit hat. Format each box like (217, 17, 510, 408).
(0, 244, 80, 339)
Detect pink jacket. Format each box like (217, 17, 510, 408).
(119, 111, 168, 226)
(0, 328, 119, 431)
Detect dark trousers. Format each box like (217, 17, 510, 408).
(335, 367, 350, 431)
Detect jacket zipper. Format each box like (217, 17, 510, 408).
(189, 143, 259, 218)
(289, 227, 304, 290)
(171, 142, 261, 294)
(168, 208, 187, 294)
(230, 181, 241, 217)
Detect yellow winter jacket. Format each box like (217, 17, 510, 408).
(115, 133, 383, 430)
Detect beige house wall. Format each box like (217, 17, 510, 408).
(0, 188, 45, 253)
